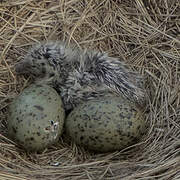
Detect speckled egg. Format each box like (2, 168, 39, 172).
(7, 84, 65, 152)
(65, 96, 147, 152)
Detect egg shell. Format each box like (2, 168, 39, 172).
(7, 84, 65, 152)
(65, 97, 147, 152)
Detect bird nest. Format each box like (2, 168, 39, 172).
(0, 0, 179, 179)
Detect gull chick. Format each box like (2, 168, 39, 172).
(15, 41, 146, 111)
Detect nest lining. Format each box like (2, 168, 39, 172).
(0, 0, 179, 179)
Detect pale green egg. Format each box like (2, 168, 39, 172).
(65, 96, 147, 152)
(7, 84, 65, 152)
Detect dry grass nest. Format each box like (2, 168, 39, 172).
(0, 0, 180, 179)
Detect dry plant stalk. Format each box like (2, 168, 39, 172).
(0, 0, 179, 179)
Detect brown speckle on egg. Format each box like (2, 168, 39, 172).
(34, 105, 44, 111)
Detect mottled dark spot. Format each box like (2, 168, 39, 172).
(123, 107, 128, 111)
(16, 117, 22, 123)
(43, 52, 51, 59)
(93, 117, 99, 121)
(140, 131, 145, 136)
(12, 126, 17, 134)
(34, 105, 44, 111)
(126, 113, 132, 119)
(40, 90, 44, 94)
(42, 136, 46, 140)
(128, 121, 132, 126)
(80, 129, 85, 132)
(61, 104, 64, 109)
(131, 108, 136, 112)
(89, 136, 96, 141)
(119, 113, 125, 119)
(117, 104, 123, 109)
(49, 73, 55, 77)
(25, 137, 34, 141)
(35, 84, 43, 88)
(89, 106, 95, 111)
(117, 129, 122, 136)
(43, 114, 47, 118)
(80, 136, 84, 140)
(133, 137, 138, 142)
(104, 100, 109, 104)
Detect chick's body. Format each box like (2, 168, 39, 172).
(16, 41, 146, 111)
